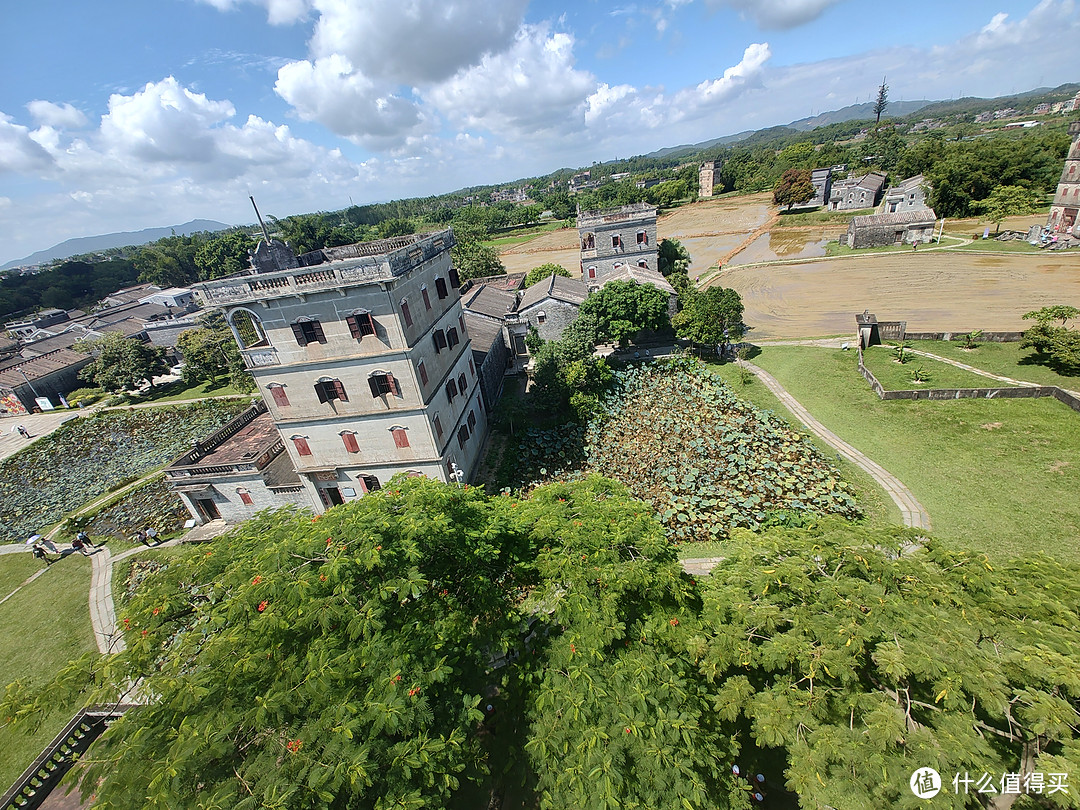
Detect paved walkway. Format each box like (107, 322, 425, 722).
(740, 359, 931, 531)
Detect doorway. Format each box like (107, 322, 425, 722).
(320, 487, 344, 508)
(195, 498, 220, 521)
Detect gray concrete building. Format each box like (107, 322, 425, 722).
(846, 209, 937, 249)
(809, 168, 833, 208)
(509, 274, 589, 349)
(882, 174, 930, 214)
(699, 161, 723, 198)
(578, 203, 659, 282)
(191, 229, 486, 515)
(1048, 121, 1080, 236)
(829, 171, 887, 211)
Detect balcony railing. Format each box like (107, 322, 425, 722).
(242, 346, 280, 368)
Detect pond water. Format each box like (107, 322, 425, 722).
(681, 234, 750, 279)
(727, 232, 829, 266)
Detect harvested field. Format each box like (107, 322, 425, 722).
(498, 227, 581, 276)
(719, 251, 1080, 339)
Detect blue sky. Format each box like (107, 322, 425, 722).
(1, 0, 1078, 265)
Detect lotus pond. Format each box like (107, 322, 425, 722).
(0, 400, 249, 544)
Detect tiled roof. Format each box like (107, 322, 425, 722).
(461, 284, 517, 319)
(599, 266, 677, 297)
(0, 348, 89, 388)
(518, 274, 588, 311)
(463, 311, 504, 356)
(851, 209, 938, 227)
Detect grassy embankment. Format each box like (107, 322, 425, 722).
(749, 346, 1080, 561)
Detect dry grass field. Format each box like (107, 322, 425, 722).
(497, 194, 1079, 340)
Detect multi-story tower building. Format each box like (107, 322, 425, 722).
(577, 203, 658, 283)
(1047, 121, 1080, 236)
(699, 160, 722, 198)
(193, 230, 486, 511)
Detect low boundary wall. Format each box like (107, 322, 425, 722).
(856, 344, 1080, 413)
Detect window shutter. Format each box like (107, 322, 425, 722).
(270, 386, 289, 407)
(369, 376, 381, 398)
(342, 432, 359, 453)
(419, 361, 428, 386)
(401, 299, 412, 327)
(333, 380, 348, 402)
(293, 437, 311, 456)
(292, 323, 308, 346)
(468, 410, 476, 430)
(357, 475, 368, 494)
(432, 332, 441, 353)
(346, 315, 362, 339)
(459, 314, 466, 334)
(434, 330, 447, 350)
(458, 424, 468, 449)
(311, 321, 326, 343)
(239, 491, 254, 505)
(392, 428, 409, 448)
(422, 287, 431, 310)
(477, 394, 483, 412)
(447, 327, 458, 348)
(449, 266, 460, 288)
(459, 373, 467, 393)
(436, 277, 448, 299)
(359, 313, 376, 336)
(315, 382, 329, 403)
(387, 373, 400, 396)
(446, 381, 456, 403)
(468, 358, 475, 377)
(434, 415, 443, 439)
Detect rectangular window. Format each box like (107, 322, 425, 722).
(637, 230, 647, 245)
(269, 386, 289, 407)
(467, 410, 476, 431)
(435, 277, 448, 299)
(457, 424, 469, 449)
(342, 432, 360, 453)
(459, 314, 466, 334)
(315, 380, 348, 403)
(468, 358, 475, 377)
(448, 267, 460, 288)
(239, 491, 254, 505)
(434, 415, 443, 439)
(422, 286, 431, 310)
(368, 374, 398, 398)
(418, 360, 428, 386)
(587, 266, 596, 279)
(446, 378, 457, 403)
(432, 329, 447, 352)
(612, 234, 621, 249)
(400, 298, 412, 327)
(346, 312, 376, 339)
(291, 320, 326, 346)
(447, 327, 459, 348)
(392, 428, 410, 448)
(458, 372, 467, 393)
(292, 437, 312, 456)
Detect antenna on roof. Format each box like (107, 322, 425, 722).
(250, 196, 272, 247)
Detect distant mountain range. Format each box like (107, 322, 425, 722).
(1, 219, 230, 272)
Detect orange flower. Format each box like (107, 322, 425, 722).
(326, 537, 333, 546)
(141, 629, 148, 636)
(152, 608, 160, 616)
(669, 618, 679, 626)
(625, 727, 632, 734)
(319, 574, 327, 582)
(257, 600, 268, 612)
(205, 550, 213, 557)
(375, 545, 382, 551)
(408, 686, 421, 697)
(286, 739, 302, 754)
(252, 575, 262, 585)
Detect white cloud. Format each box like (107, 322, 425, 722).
(26, 101, 87, 129)
(706, 0, 847, 29)
(274, 55, 426, 148)
(193, 0, 311, 25)
(426, 25, 596, 137)
(0, 113, 55, 173)
(307, 0, 529, 85)
(981, 12, 1009, 34)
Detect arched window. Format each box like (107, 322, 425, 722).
(228, 308, 269, 349)
(536, 310, 547, 324)
(236, 488, 254, 505)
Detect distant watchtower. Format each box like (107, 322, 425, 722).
(699, 160, 723, 198)
(1047, 121, 1080, 236)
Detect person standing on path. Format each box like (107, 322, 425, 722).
(75, 530, 98, 551)
(32, 543, 57, 566)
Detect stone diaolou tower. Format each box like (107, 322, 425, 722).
(192, 230, 486, 511)
(1047, 121, 1080, 236)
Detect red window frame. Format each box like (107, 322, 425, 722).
(341, 432, 360, 453)
(418, 360, 428, 386)
(400, 298, 412, 327)
(292, 437, 312, 456)
(346, 312, 376, 339)
(269, 385, 289, 407)
(392, 428, 410, 448)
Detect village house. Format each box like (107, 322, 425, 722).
(1047, 121, 1080, 236)
(829, 171, 887, 211)
(508, 274, 589, 348)
(578, 203, 659, 281)
(188, 229, 486, 516)
(846, 209, 938, 249)
(809, 168, 833, 208)
(0, 348, 92, 414)
(882, 174, 931, 213)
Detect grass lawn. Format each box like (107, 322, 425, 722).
(124, 378, 247, 404)
(750, 346, 1080, 561)
(860, 346, 1009, 390)
(706, 360, 899, 531)
(910, 340, 1080, 390)
(824, 235, 965, 257)
(949, 239, 1047, 253)
(0, 553, 95, 790)
(481, 222, 564, 249)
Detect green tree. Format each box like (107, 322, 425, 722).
(74, 331, 169, 393)
(671, 286, 745, 345)
(451, 238, 505, 281)
(513, 204, 543, 227)
(578, 280, 670, 346)
(873, 77, 889, 123)
(133, 235, 202, 287)
(656, 238, 691, 278)
(1021, 305, 1080, 375)
(175, 314, 256, 393)
(980, 184, 1043, 233)
(194, 230, 256, 280)
(376, 217, 416, 239)
(524, 263, 571, 288)
(772, 168, 816, 211)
